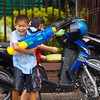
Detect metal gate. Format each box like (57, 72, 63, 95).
(0, 0, 73, 42)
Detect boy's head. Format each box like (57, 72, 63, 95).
(15, 15, 29, 37)
(38, 17, 44, 30)
(30, 17, 44, 30)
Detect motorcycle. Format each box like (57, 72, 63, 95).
(0, 17, 100, 100)
(83, 32, 100, 56)
(0, 43, 13, 100)
(82, 32, 100, 72)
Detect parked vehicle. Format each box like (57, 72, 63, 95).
(83, 32, 100, 56)
(0, 17, 100, 100)
(83, 32, 100, 72)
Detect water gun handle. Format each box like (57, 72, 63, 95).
(55, 29, 65, 36)
(7, 41, 28, 55)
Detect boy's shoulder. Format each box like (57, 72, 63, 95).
(11, 30, 17, 34)
(11, 30, 20, 39)
(27, 30, 32, 35)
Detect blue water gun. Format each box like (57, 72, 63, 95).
(7, 27, 64, 55)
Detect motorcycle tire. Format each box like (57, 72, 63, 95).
(78, 56, 100, 100)
(0, 68, 12, 100)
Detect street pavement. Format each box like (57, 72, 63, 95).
(0, 90, 100, 100)
(0, 90, 85, 100)
(36, 92, 85, 100)
(36, 90, 100, 100)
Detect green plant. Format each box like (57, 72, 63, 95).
(77, 8, 87, 22)
(0, 32, 4, 42)
(0, 17, 12, 28)
(0, 7, 66, 26)
(13, 7, 66, 26)
(44, 38, 63, 55)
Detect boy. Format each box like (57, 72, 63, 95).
(20, 17, 59, 100)
(10, 15, 39, 100)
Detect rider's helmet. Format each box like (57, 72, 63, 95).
(70, 19, 88, 39)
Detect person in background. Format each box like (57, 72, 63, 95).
(29, 17, 59, 65)
(20, 17, 59, 100)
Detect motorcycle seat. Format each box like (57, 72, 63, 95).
(0, 42, 9, 48)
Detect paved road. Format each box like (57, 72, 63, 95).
(37, 90, 100, 100)
(0, 91, 85, 100)
(37, 92, 85, 100)
(36, 90, 89, 100)
(0, 90, 100, 100)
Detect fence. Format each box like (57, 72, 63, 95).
(77, 0, 100, 35)
(0, 0, 100, 42)
(0, 0, 75, 42)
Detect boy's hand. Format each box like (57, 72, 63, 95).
(41, 55, 47, 60)
(28, 47, 37, 54)
(51, 47, 58, 53)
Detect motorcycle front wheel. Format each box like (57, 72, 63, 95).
(78, 56, 100, 100)
(0, 68, 12, 100)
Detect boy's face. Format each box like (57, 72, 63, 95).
(15, 20, 29, 37)
(38, 24, 44, 30)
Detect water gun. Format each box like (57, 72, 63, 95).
(7, 27, 64, 55)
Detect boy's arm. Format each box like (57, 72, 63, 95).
(40, 55, 47, 60)
(12, 43, 36, 54)
(37, 44, 58, 53)
(10, 32, 36, 54)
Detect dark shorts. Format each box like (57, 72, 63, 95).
(13, 67, 41, 92)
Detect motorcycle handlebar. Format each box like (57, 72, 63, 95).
(47, 17, 74, 30)
(47, 16, 83, 31)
